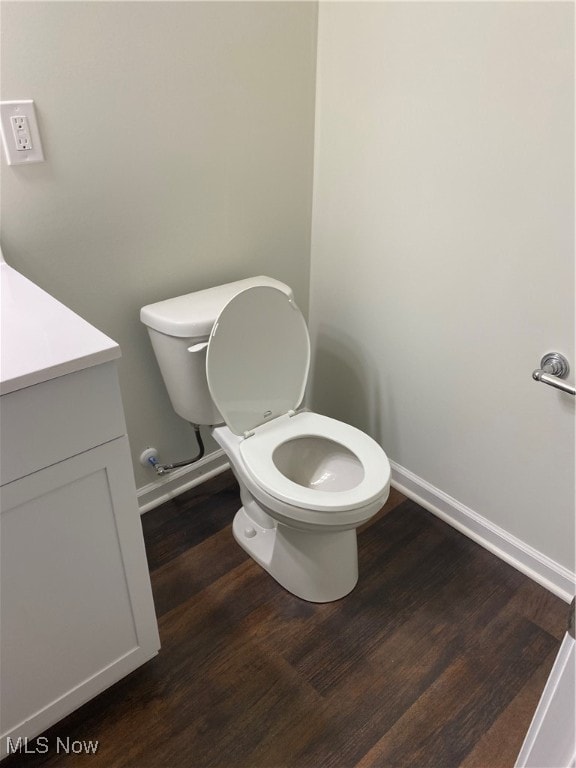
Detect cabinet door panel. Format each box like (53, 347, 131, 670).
(0, 437, 159, 741)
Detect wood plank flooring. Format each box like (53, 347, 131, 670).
(5, 470, 567, 768)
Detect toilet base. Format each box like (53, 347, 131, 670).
(232, 507, 358, 603)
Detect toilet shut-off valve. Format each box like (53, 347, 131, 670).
(139, 425, 205, 475)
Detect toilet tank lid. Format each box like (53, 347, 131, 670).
(140, 276, 292, 338)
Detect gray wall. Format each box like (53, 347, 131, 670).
(309, 2, 575, 572)
(1, 1, 318, 487)
(2, 1, 573, 583)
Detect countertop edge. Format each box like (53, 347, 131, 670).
(0, 344, 121, 397)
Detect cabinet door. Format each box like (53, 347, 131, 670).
(0, 437, 160, 749)
(515, 632, 575, 768)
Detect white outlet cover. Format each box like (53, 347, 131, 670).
(0, 100, 44, 165)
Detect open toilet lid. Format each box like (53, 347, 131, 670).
(206, 286, 310, 436)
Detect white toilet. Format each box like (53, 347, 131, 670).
(141, 277, 390, 602)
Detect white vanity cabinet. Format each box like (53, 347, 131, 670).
(0, 261, 160, 758)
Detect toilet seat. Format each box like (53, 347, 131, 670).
(239, 411, 390, 512)
(206, 285, 390, 515)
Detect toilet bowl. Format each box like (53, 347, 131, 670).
(141, 277, 391, 602)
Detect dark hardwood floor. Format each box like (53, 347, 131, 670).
(6, 470, 567, 768)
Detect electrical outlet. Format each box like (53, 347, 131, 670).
(0, 100, 44, 165)
(11, 115, 33, 151)
(16, 136, 32, 151)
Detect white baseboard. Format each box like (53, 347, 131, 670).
(137, 449, 230, 514)
(390, 461, 575, 604)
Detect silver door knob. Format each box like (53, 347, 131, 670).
(533, 353, 575, 396)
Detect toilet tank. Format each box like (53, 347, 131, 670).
(140, 276, 293, 425)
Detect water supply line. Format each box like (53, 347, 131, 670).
(148, 425, 205, 475)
